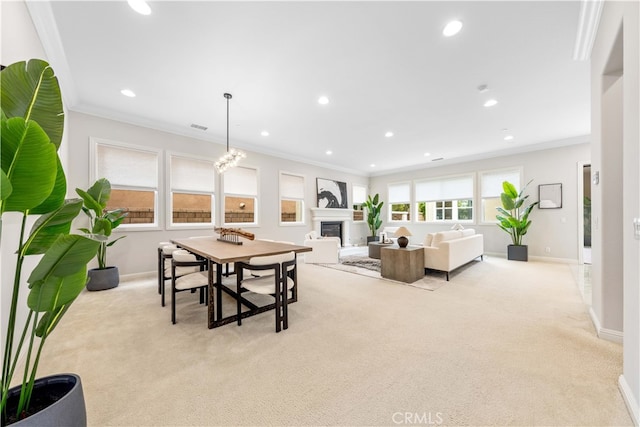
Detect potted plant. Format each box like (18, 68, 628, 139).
(76, 178, 128, 291)
(496, 180, 539, 261)
(363, 194, 384, 243)
(1, 59, 100, 425)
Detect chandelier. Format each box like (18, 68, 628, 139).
(215, 93, 246, 173)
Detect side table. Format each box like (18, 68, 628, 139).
(368, 241, 393, 259)
(380, 246, 425, 283)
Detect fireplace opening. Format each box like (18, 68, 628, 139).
(321, 221, 342, 244)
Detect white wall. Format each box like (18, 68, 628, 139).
(0, 0, 50, 356)
(369, 143, 590, 261)
(67, 111, 369, 276)
(591, 1, 640, 423)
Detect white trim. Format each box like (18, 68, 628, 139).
(618, 375, 640, 426)
(26, 1, 78, 107)
(589, 307, 624, 344)
(573, 0, 604, 61)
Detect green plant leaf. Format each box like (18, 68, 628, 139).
(0, 169, 12, 201)
(86, 177, 111, 209)
(94, 217, 113, 237)
(24, 199, 83, 255)
(0, 117, 57, 213)
(0, 59, 64, 148)
(75, 187, 103, 217)
(106, 235, 126, 247)
(30, 156, 67, 214)
(28, 268, 87, 313)
(35, 303, 73, 338)
(500, 192, 515, 210)
(27, 234, 100, 289)
(502, 181, 518, 199)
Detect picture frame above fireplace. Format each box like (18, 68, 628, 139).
(316, 178, 348, 208)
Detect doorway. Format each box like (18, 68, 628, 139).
(583, 164, 592, 264)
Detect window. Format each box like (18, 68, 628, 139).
(480, 168, 521, 222)
(352, 184, 367, 222)
(388, 182, 411, 222)
(415, 174, 474, 222)
(168, 154, 215, 228)
(279, 172, 305, 224)
(223, 166, 258, 225)
(92, 138, 160, 229)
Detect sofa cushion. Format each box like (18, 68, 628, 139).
(424, 233, 435, 247)
(431, 230, 463, 247)
(460, 229, 476, 237)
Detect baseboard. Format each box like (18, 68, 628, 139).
(121, 271, 155, 282)
(619, 375, 640, 426)
(529, 255, 578, 264)
(589, 307, 624, 343)
(483, 252, 577, 264)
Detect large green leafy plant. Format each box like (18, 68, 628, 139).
(76, 178, 127, 270)
(1, 59, 99, 422)
(496, 180, 539, 246)
(363, 194, 384, 237)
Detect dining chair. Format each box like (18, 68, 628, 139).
(159, 244, 200, 307)
(170, 249, 210, 325)
(235, 251, 297, 332)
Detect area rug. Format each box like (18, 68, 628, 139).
(320, 255, 448, 291)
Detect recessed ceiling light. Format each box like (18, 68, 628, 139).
(504, 135, 514, 141)
(120, 89, 136, 97)
(370, 164, 376, 168)
(424, 152, 431, 157)
(127, 0, 151, 15)
(326, 150, 333, 155)
(443, 20, 463, 37)
(385, 131, 394, 138)
(483, 99, 498, 107)
(318, 96, 329, 105)
(261, 131, 269, 136)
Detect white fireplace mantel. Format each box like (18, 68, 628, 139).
(310, 208, 353, 246)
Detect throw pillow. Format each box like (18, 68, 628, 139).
(450, 223, 465, 231)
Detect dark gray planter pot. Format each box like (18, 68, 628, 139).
(4, 373, 86, 427)
(87, 266, 119, 291)
(366, 236, 379, 244)
(507, 245, 528, 261)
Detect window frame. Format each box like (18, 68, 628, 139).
(90, 137, 162, 231)
(479, 167, 523, 224)
(222, 164, 260, 227)
(165, 151, 216, 230)
(352, 184, 367, 223)
(388, 181, 411, 223)
(414, 173, 475, 224)
(278, 171, 306, 226)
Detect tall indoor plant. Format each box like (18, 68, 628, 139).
(1, 59, 100, 425)
(76, 178, 128, 291)
(496, 180, 538, 261)
(363, 194, 384, 243)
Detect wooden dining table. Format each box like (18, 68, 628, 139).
(171, 237, 312, 329)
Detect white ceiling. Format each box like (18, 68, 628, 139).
(30, 1, 591, 176)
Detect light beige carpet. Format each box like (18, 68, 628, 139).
(26, 255, 632, 426)
(318, 254, 451, 291)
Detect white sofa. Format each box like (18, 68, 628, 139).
(422, 229, 483, 280)
(303, 231, 341, 264)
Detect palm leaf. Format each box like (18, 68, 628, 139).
(0, 59, 64, 148)
(0, 117, 57, 213)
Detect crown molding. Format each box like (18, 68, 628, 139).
(26, 1, 78, 107)
(573, 0, 604, 61)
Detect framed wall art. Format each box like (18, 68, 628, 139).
(316, 178, 348, 208)
(539, 183, 562, 209)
